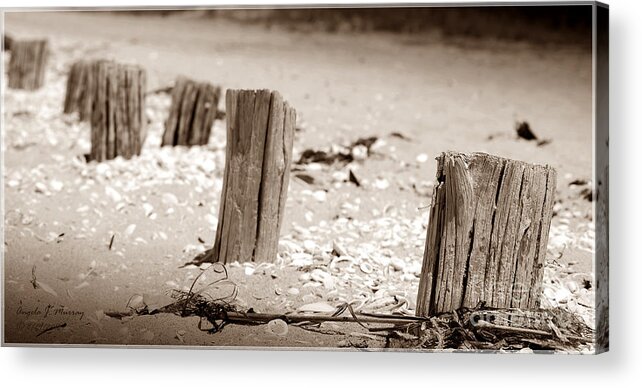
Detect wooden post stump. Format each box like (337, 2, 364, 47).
(7, 39, 48, 90)
(204, 89, 296, 264)
(416, 152, 556, 316)
(162, 76, 221, 147)
(89, 61, 147, 162)
(4, 33, 13, 51)
(63, 60, 97, 121)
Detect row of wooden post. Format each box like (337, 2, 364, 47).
(61, 58, 298, 266)
(63, 61, 224, 161)
(7, 34, 558, 317)
(5, 37, 221, 159)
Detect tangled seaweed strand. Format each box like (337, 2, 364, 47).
(105, 263, 594, 351)
(164, 263, 240, 333)
(385, 306, 594, 352)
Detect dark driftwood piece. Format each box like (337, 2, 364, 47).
(90, 61, 147, 162)
(63, 60, 97, 121)
(162, 76, 221, 147)
(200, 89, 296, 264)
(416, 152, 556, 316)
(7, 39, 48, 90)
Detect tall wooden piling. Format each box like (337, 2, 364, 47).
(204, 89, 296, 264)
(416, 152, 556, 316)
(7, 39, 48, 90)
(89, 61, 147, 162)
(162, 76, 221, 147)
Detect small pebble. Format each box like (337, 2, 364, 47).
(359, 262, 373, 274)
(142, 203, 154, 217)
(303, 240, 317, 253)
(332, 240, 348, 256)
(124, 224, 136, 236)
(266, 319, 289, 336)
(566, 281, 579, 293)
(390, 258, 405, 272)
(374, 178, 390, 190)
(351, 145, 368, 161)
(299, 273, 311, 282)
(35, 182, 49, 194)
(313, 190, 327, 202)
(49, 179, 64, 192)
(162, 192, 179, 206)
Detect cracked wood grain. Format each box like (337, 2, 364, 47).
(63, 60, 96, 121)
(162, 76, 221, 147)
(8, 39, 48, 90)
(89, 61, 146, 162)
(210, 89, 296, 263)
(417, 152, 556, 316)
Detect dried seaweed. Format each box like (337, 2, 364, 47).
(295, 136, 380, 166)
(386, 307, 593, 351)
(105, 263, 594, 351)
(516, 121, 537, 140)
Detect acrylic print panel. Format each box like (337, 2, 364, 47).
(1, 3, 608, 353)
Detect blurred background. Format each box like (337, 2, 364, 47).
(126, 6, 592, 46)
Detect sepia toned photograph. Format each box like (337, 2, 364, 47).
(2, 2, 609, 353)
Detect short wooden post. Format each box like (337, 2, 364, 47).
(162, 76, 221, 147)
(205, 89, 296, 263)
(89, 61, 147, 162)
(416, 152, 556, 316)
(4, 33, 13, 51)
(63, 60, 98, 121)
(7, 39, 49, 90)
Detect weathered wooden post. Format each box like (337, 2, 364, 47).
(201, 89, 296, 264)
(162, 76, 221, 147)
(63, 60, 97, 121)
(89, 61, 147, 162)
(416, 152, 556, 316)
(4, 33, 13, 51)
(7, 39, 48, 90)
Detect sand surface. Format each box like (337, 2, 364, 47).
(3, 11, 596, 350)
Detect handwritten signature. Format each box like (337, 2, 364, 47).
(17, 304, 85, 321)
(15, 303, 85, 337)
